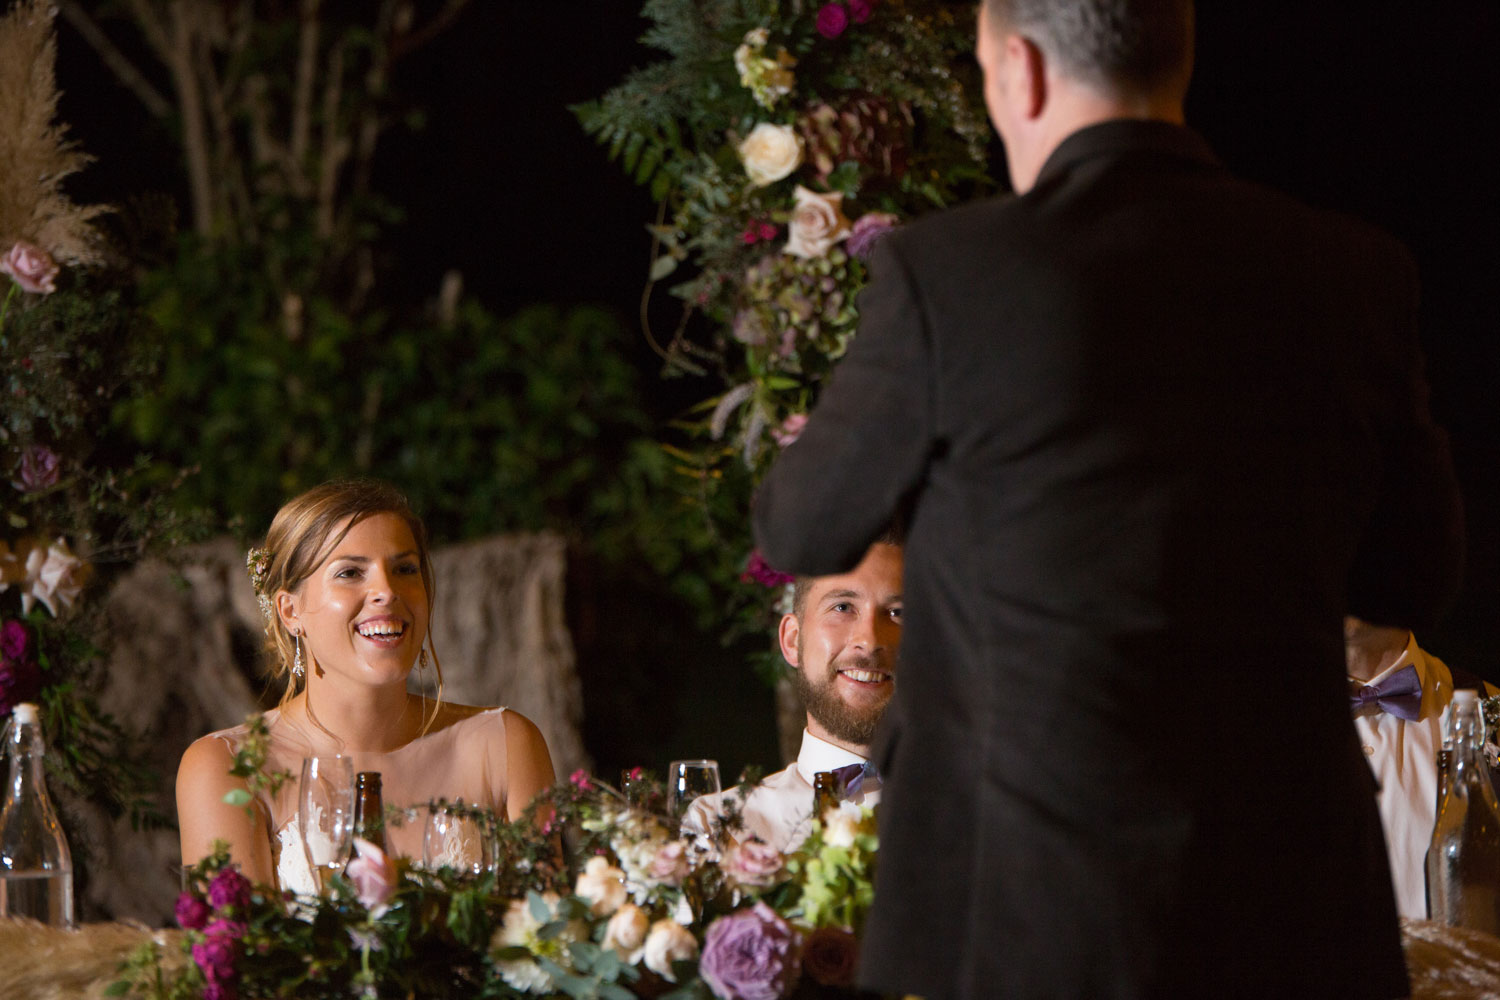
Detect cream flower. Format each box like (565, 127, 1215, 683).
(821, 801, 864, 848)
(489, 893, 585, 994)
(574, 855, 628, 917)
(785, 186, 852, 259)
(734, 28, 797, 109)
(737, 123, 803, 188)
(643, 918, 699, 982)
(602, 902, 650, 961)
(21, 538, 89, 617)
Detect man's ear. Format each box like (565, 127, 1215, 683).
(1007, 32, 1048, 121)
(778, 612, 801, 670)
(275, 590, 300, 636)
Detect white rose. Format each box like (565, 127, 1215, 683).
(574, 855, 628, 917)
(821, 801, 863, 849)
(642, 919, 699, 981)
(602, 903, 650, 960)
(737, 123, 803, 187)
(21, 538, 89, 617)
(784, 185, 852, 259)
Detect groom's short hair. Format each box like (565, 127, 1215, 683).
(983, 0, 1195, 98)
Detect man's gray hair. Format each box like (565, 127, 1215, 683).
(984, 0, 1194, 97)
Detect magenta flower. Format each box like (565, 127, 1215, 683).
(847, 0, 873, 23)
(207, 867, 252, 911)
(741, 551, 795, 589)
(191, 921, 241, 980)
(699, 902, 801, 1000)
(15, 445, 60, 492)
(175, 891, 212, 930)
(0, 620, 31, 664)
(571, 768, 591, 789)
(816, 2, 849, 39)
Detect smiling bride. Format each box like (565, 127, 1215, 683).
(175, 479, 555, 890)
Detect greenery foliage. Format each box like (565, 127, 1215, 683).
(112, 764, 879, 1000)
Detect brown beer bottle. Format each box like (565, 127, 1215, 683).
(353, 771, 388, 854)
(813, 771, 839, 822)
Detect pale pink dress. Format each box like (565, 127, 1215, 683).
(207, 705, 511, 893)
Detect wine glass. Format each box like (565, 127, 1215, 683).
(423, 804, 489, 875)
(667, 759, 721, 816)
(299, 755, 354, 893)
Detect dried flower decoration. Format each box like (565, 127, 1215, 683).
(245, 547, 274, 626)
(0, 0, 108, 277)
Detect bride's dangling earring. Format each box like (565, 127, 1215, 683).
(292, 633, 304, 680)
(419, 648, 429, 673)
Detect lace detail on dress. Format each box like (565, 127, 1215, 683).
(274, 821, 319, 896)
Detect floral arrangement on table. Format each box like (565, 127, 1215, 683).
(111, 766, 880, 1000)
(1, 0, 205, 827)
(576, 0, 992, 643)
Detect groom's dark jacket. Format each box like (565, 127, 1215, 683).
(753, 120, 1463, 1000)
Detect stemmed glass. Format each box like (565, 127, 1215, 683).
(423, 805, 490, 876)
(667, 759, 721, 816)
(299, 755, 355, 893)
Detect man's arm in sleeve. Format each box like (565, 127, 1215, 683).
(752, 236, 936, 576)
(1347, 251, 1465, 632)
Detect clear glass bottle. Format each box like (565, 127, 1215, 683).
(1426, 691, 1500, 933)
(0, 703, 75, 927)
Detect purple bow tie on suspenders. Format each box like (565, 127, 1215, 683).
(1350, 664, 1423, 722)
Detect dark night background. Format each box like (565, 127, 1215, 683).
(50, 3, 1500, 774)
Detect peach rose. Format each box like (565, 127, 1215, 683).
(21, 538, 89, 617)
(642, 919, 699, 981)
(574, 855, 628, 916)
(784, 186, 851, 259)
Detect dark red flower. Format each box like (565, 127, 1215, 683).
(207, 867, 252, 911)
(847, 0, 873, 24)
(175, 891, 212, 930)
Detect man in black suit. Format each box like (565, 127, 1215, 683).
(751, 1, 1464, 997)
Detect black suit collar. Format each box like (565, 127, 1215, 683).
(1033, 119, 1220, 188)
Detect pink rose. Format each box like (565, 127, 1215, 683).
(0, 242, 59, 295)
(571, 768, 591, 789)
(771, 413, 809, 448)
(847, 0, 873, 24)
(647, 840, 692, 885)
(346, 837, 397, 913)
(816, 3, 849, 39)
(724, 837, 787, 888)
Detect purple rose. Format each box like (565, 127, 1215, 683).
(1, 620, 31, 663)
(847, 0, 873, 23)
(15, 446, 60, 492)
(175, 891, 212, 930)
(699, 902, 801, 1000)
(846, 212, 899, 259)
(815, 3, 849, 39)
(801, 926, 858, 987)
(207, 867, 252, 911)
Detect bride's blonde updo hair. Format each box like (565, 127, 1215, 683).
(246, 479, 441, 711)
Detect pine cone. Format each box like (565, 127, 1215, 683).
(796, 95, 914, 182)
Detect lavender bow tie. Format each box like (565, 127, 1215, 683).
(829, 761, 879, 798)
(1350, 664, 1423, 722)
